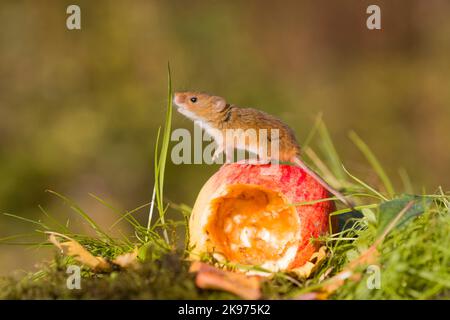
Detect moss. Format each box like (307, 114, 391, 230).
(0, 252, 236, 300)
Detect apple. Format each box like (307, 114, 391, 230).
(189, 163, 335, 273)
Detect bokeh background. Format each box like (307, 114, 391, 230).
(0, 0, 449, 275)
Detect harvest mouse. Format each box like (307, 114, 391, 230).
(173, 91, 353, 207)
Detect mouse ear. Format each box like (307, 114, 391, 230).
(213, 96, 227, 111)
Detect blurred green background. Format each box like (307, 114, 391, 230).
(0, 0, 449, 275)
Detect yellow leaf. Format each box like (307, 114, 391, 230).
(47, 232, 111, 272)
(189, 261, 261, 300)
(291, 246, 327, 278)
(112, 248, 139, 269)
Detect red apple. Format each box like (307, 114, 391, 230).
(189, 163, 335, 273)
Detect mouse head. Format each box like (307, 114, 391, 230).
(173, 91, 227, 122)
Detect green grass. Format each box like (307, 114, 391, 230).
(1, 192, 447, 300)
(146, 62, 174, 245)
(0, 73, 449, 300)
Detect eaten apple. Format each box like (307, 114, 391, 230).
(189, 163, 335, 273)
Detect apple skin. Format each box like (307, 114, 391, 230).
(189, 163, 335, 270)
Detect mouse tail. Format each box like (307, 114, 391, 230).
(292, 157, 354, 209)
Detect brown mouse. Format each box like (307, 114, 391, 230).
(173, 91, 353, 207)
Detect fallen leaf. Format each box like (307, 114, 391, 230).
(47, 232, 111, 272)
(291, 246, 327, 278)
(113, 247, 139, 269)
(189, 261, 261, 300)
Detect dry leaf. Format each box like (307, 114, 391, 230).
(47, 232, 111, 272)
(295, 242, 378, 299)
(291, 246, 327, 278)
(189, 261, 261, 300)
(112, 248, 139, 269)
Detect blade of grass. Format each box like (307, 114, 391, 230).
(317, 119, 346, 180)
(168, 202, 192, 253)
(148, 62, 173, 244)
(342, 165, 388, 201)
(398, 167, 414, 194)
(302, 112, 323, 149)
(109, 202, 150, 230)
(158, 63, 173, 243)
(290, 196, 339, 207)
(349, 131, 395, 198)
(3, 213, 50, 229)
(88, 193, 142, 229)
(146, 127, 161, 242)
(0, 233, 43, 244)
(45, 190, 114, 243)
(304, 147, 342, 189)
(38, 205, 70, 234)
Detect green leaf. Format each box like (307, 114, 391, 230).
(361, 208, 377, 225)
(377, 195, 432, 236)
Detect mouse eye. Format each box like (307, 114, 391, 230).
(190, 97, 198, 103)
